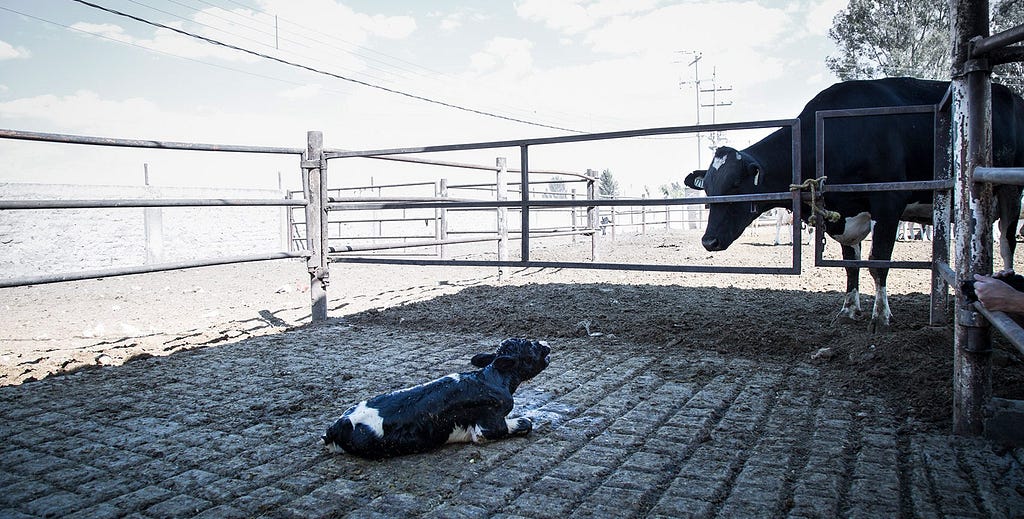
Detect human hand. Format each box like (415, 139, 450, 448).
(973, 274, 1024, 313)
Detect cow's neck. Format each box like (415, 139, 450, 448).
(745, 127, 796, 210)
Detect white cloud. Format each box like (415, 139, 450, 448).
(470, 38, 535, 78)
(515, 0, 662, 35)
(0, 39, 31, 60)
(440, 13, 464, 31)
(805, 0, 846, 36)
(279, 83, 323, 99)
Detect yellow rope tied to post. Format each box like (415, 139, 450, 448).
(790, 177, 841, 224)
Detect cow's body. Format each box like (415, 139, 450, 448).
(322, 338, 550, 459)
(685, 78, 1024, 332)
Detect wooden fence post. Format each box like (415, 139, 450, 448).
(497, 158, 509, 279)
(303, 130, 328, 322)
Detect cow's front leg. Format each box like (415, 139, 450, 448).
(477, 414, 533, 442)
(867, 219, 899, 333)
(832, 243, 864, 324)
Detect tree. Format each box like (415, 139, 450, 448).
(659, 181, 686, 198)
(598, 169, 619, 198)
(546, 175, 567, 199)
(826, 0, 1023, 96)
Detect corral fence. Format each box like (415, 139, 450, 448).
(285, 181, 711, 255)
(0, 0, 1020, 440)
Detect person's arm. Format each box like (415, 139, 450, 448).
(973, 274, 1024, 314)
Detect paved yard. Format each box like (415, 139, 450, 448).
(1, 321, 1022, 518)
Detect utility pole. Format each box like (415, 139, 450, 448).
(677, 51, 733, 167)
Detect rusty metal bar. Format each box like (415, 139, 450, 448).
(330, 256, 801, 275)
(933, 106, 953, 324)
(821, 179, 953, 193)
(936, 261, 957, 287)
(0, 198, 307, 210)
(0, 128, 304, 154)
(325, 191, 794, 212)
(972, 166, 1024, 185)
(520, 145, 530, 262)
(328, 229, 592, 253)
(973, 302, 1024, 356)
(972, 23, 1024, 56)
(0, 251, 309, 289)
(815, 259, 932, 269)
(323, 119, 799, 159)
(364, 154, 595, 180)
(951, 0, 993, 437)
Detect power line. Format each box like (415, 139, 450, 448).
(69, 0, 583, 133)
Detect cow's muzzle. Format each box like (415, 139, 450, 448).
(701, 236, 725, 251)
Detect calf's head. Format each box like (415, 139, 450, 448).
(470, 338, 550, 391)
(684, 146, 765, 251)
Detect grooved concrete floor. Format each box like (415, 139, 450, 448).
(1, 322, 1022, 518)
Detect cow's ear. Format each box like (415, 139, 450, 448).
(491, 356, 515, 372)
(748, 164, 761, 186)
(684, 170, 706, 190)
(471, 353, 496, 367)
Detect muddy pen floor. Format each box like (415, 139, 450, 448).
(2, 230, 1023, 517)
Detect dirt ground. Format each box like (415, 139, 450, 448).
(2, 227, 1023, 430)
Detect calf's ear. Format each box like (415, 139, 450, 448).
(471, 353, 496, 367)
(684, 170, 707, 190)
(492, 356, 515, 372)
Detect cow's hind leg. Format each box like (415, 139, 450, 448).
(831, 243, 864, 324)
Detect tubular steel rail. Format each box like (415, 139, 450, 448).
(0, 129, 314, 304)
(950, 0, 1024, 437)
(323, 118, 804, 275)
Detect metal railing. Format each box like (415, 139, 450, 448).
(0, 129, 311, 290)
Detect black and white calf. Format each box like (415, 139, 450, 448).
(322, 338, 551, 459)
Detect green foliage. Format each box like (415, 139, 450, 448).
(826, 0, 1022, 96)
(598, 169, 619, 198)
(659, 181, 686, 198)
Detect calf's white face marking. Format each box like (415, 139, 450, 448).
(346, 401, 384, 438)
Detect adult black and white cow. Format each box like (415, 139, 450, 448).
(322, 338, 550, 459)
(684, 77, 1024, 332)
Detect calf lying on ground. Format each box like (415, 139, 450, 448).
(322, 338, 551, 459)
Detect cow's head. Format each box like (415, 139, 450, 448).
(471, 338, 550, 390)
(684, 146, 765, 251)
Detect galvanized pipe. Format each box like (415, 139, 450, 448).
(0, 198, 307, 210)
(329, 256, 801, 275)
(328, 230, 591, 253)
(323, 119, 799, 159)
(973, 302, 1024, 356)
(0, 252, 309, 288)
(0, 128, 304, 155)
(971, 23, 1024, 56)
(972, 166, 1024, 185)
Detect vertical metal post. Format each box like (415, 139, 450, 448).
(439, 178, 449, 260)
(520, 146, 530, 262)
(586, 170, 599, 261)
(570, 188, 578, 244)
(951, 0, 993, 436)
(932, 102, 953, 324)
(304, 131, 328, 322)
(496, 159, 509, 279)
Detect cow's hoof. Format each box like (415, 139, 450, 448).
(830, 309, 864, 326)
(509, 417, 532, 435)
(868, 318, 892, 334)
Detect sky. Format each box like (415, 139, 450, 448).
(0, 0, 848, 195)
